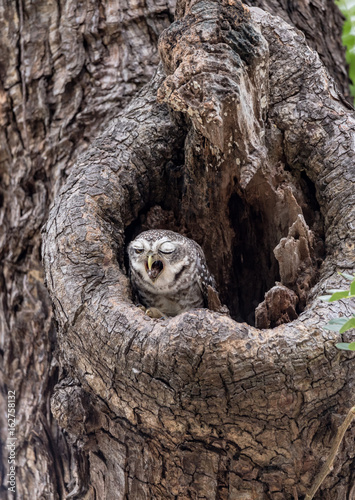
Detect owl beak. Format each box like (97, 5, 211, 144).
(146, 255, 164, 281)
(147, 255, 154, 270)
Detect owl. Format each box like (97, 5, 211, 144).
(128, 229, 222, 317)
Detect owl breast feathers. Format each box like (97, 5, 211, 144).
(128, 229, 219, 317)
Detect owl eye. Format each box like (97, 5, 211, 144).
(132, 242, 144, 254)
(159, 242, 176, 254)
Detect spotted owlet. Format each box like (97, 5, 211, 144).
(128, 229, 222, 317)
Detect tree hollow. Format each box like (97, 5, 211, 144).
(42, 1, 355, 498)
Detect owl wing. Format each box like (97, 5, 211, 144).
(195, 245, 228, 314)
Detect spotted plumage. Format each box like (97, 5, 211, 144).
(128, 229, 217, 317)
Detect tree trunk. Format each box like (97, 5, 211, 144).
(1, 1, 354, 500)
(244, 0, 352, 104)
(0, 0, 174, 497)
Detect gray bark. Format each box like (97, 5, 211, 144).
(1, 0, 354, 499)
(43, 1, 355, 499)
(0, 0, 174, 497)
(244, 0, 352, 104)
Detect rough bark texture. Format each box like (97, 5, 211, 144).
(41, 1, 355, 499)
(1, 0, 355, 499)
(244, 0, 352, 104)
(0, 0, 174, 498)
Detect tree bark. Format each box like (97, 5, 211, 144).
(0, 0, 174, 498)
(1, 0, 355, 499)
(244, 0, 352, 104)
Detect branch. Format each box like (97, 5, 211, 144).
(305, 405, 355, 500)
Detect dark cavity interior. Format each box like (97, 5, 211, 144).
(124, 139, 324, 326)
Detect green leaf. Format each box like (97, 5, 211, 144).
(324, 317, 349, 332)
(339, 272, 355, 281)
(328, 290, 351, 301)
(339, 316, 355, 333)
(336, 342, 355, 351)
(336, 0, 355, 103)
(351, 280, 355, 296)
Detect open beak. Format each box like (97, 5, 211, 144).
(146, 255, 164, 281)
(147, 255, 154, 270)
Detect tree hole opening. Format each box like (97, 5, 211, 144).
(123, 150, 324, 326)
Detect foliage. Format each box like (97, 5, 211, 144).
(320, 272, 355, 350)
(337, 0, 355, 99)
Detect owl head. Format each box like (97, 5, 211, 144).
(128, 230, 195, 290)
(127, 229, 219, 316)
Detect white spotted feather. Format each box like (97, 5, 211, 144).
(128, 230, 217, 317)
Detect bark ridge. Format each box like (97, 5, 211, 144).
(42, 1, 355, 498)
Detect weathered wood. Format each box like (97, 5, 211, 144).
(245, 0, 352, 104)
(1, 0, 354, 498)
(0, 0, 174, 497)
(41, 1, 355, 498)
